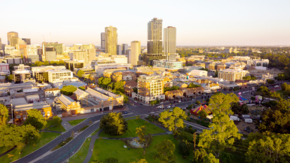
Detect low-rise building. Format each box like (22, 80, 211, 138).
(153, 60, 183, 70)
(13, 102, 52, 124)
(0, 63, 10, 76)
(57, 94, 81, 115)
(218, 69, 249, 82)
(44, 88, 61, 97)
(47, 69, 73, 83)
(111, 71, 136, 82)
(187, 70, 208, 77)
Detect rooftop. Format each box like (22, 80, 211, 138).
(14, 102, 51, 111)
(58, 95, 75, 106)
(11, 98, 28, 106)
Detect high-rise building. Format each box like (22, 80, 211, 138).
(42, 42, 64, 55)
(45, 47, 57, 61)
(122, 44, 128, 54)
(144, 18, 165, 65)
(105, 26, 117, 55)
(117, 45, 122, 55)
(101, 33, 105, 51)
(0, 38, 2, 50)
(131, 41, 141, 66)
(164, 26, 176, 61)
(7, 32, 18, 46)
(22, 38, 31, 45)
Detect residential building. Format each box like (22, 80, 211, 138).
(122, 44, 128, 54)
(26, 45, 40, 63)
(69, 45, 96, 67)
(117, 45, 122, 55)
(47, 69, 73, 83)
(105, 26, 117, 55)
(144, 18, 166, 65)
(65, 61, 84, 71)
(42, 42, 64, 55)
(103, 68, 126, 78)
(218, 69, 249, 82)
(44, 88, 61, 97)
(132, 75, 165, 103)
(7, 32, 18, 46)
(164, 26, 176, 61)
(124, 81, 137, 97)
(5, 45, 20, 57)
(131, 41, 141, 66)
(94, 60, 131, 76)
(111, 71, 136, 82)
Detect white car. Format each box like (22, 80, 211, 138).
(167, 105, 171, 109)
(178, 100, 181, 103)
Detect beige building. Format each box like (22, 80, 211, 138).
(7, 32, 18, 46)
(131, 41, 141, 66)
(218, 69, 249, 82)
(105, 26, 117, 55)
(133, 75, 165, 103)
(164, 26, 176, 61)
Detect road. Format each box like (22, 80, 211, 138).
(13, 81, 287, 163)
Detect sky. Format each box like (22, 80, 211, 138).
(0, 0, 290, 46)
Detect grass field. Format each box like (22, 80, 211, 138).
(0, 132, 60, 163)
(46, 120, 66, 132)
(99, 118, 166, 138)
(89, 134, 189, 163)
(68, 118, 86, 126)
(69, 137, 91, 163)
(91, 128, 100, 136)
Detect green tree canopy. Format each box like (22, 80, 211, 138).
(78, 86, 86, 91)
(0, 125, 25, 147)
(256, 86, 271, 96)
(158, 107, 187, 135)
(114, 81, 125, 93)
(208, 93, 239, 115)
(188, 83, 201, 88)
(100, 112, 128, 136)
(136, 126, 152, 155)
(102, 78, 111, 88)
(98, 77, 104, 86)
(198, 111, 241, 158)
(245, 132, 290, 163)
(7, 74, 14, 82)
(192, 148, 219, 163)
(0, 103, 8, 126)
(60, 85, 77, 96)
(24, 109, 47, 130)
(22, 124, 40, 144)
(154, 139, 176, 163)
(164, 86, 180, 92)
(51, 116, 62, 127)
(198, 110, 208, 120)
(77, 70, 85, 78)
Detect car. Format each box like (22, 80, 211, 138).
(122, 111, 128, 114)
(178, 100, 181, 103)
(244, 126, 252, 133)
(167, 105, 171, 108)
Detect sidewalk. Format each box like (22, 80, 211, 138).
(61, 120, 73, 131)
(83, 130, 101, 163)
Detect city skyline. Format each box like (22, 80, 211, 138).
(0, 0, 290, 46)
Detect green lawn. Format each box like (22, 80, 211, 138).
(89, 134, 189, 163)
(68, 118, 86, 126)
(0, 132, 60, 163)
(99, 119, 166, 138)
(46, 120, 66, 132)
(69, 137, 91, 163)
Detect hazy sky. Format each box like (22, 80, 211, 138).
(1, 0, 289, 46)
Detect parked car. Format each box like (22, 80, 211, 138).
(167, 105, 171, 109)
(122, 111, 128, 114)
(178, 100, 181, 103)
(244, 126, 252, 133)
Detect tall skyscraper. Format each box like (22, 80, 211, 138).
(7, 32, 18, 46)
(22, 38, 31, 45)
(122, 44, 128, 54)
(164, 26, 176, 61)
(144, 18, 166, 65)
(117, 45, 122, 55)
(131, 41, 141, 66)
(101, 32, 105, 51)
(105, 26, 117, 55)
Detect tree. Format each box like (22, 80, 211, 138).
(60, 85, 77, 96)
(245, 132, 290, 163)
(267, 79, 275, 84)
(231, 102, 249, 115)
(114, 81, 125, 93)
(107, 82, 114, 90)
(22, 124, 40, 144)
(100, 112, 128, 136)
(208, 93, 239, 115)
(198, 110, 208, 120)
(256, 86, 270, 96)
(78, 86, 86, 91)
(0, 103, 8, 126)
(195, 100, 201, 105)
(188, 83, 201, 88)
(133, 87, 138, 93)
(192, 148, 219, 163)
(7, 74, 14, 82)
(136, 126, 152, 155)
(158, 107, 187, 135)
(0, 125, 25, 147)
(154, 139, 176, 163)
(102, 78, 111, 88)
(24, 109, 47, 130)
(51, 116, 62, 127)
(77, 70, 85, 78)
(198, 111, 241, 158)
(98, 77, 104, 86)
